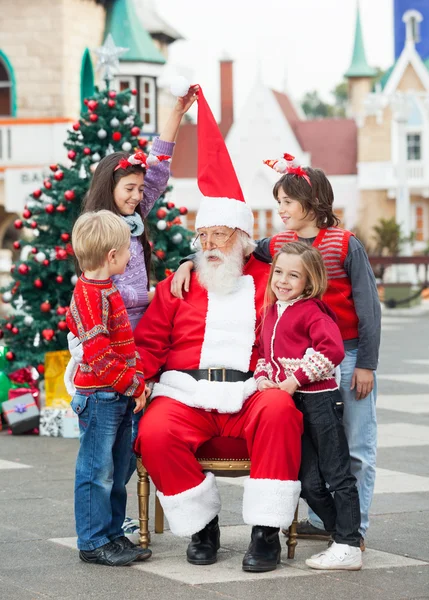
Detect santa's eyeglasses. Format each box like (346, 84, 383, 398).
(192, 228, 237, 248)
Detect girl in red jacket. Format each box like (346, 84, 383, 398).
(256, 241, 362, 571)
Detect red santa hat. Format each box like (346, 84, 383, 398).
(171, 79, 254, 237)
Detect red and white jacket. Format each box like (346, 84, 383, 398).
(255, 298, 345, 394)
(134, 256, 270, 412)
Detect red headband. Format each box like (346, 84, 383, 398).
(263, 153, 311, 187)
(114, 151, 171, 172)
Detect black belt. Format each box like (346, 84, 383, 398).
(181, 368, 254, 383)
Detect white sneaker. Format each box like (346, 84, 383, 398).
(305, 542, 362, 571)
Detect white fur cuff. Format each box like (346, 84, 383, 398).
(243, 478, 301, 529)
(157, 472, 221, 536)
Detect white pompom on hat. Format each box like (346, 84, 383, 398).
(170, 76, 191, 98)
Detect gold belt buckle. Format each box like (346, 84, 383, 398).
(208, 367, 226, 382)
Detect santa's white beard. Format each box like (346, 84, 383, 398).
(196, 243, 245, 295)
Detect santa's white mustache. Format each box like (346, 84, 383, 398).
(203, 249, 225, 261)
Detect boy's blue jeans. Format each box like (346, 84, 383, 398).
(71, 391, 133, 551)
(308, 348, 377, 536)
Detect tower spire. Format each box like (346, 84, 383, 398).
(344, 1, 377, 78)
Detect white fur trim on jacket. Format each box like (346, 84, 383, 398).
(195, 197, 254, 238)
(199, 275, 256, 373)
(243, 478, 301, 529)
(157, 472, 221, 536)
(152, 370, 257, 413)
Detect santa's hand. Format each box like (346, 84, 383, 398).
(171, 261, 193, 299)
(67, 332, 83, 364)
(279, 377, 299, 396)
(257, 378, 279, 392)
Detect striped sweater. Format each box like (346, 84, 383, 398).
(66, 276, 145, 397)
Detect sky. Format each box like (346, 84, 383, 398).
(153, 0, 394, 119)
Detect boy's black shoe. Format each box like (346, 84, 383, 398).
(186, 516, 220, 565)
(114, 535, 152, 561)
(242, 526, 281, 572)
(282, 518, 330, 541)
(79, 540, 138, 566)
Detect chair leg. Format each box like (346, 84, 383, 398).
(286, 505, 299, 559)
(136, 457, 151, 548)
(155, 495, 164, 533)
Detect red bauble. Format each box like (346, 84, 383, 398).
(5, 322, 13, 330)
(42, 328, 55, 341)
(67, 150, 76, 160)
(31, 247, 38, 254)
(107, 99, 116, 108)
(89, 113, 98, 122)
(87, 100, 98, 111)
(23, 208, 32, 219)
(131, 88, 138, 95)
(83, 147, 91, 155)
(30, 221, 38, 229)
(156, 208, 168, 219)
(14, 219, 23, 229)
(72, 122, 80, 131)
(109, 91, 117, 99)
(155, 250, 166, 260)
(167, 202, 175, 209)
(56, 275, 64, 284)
(11, 326, 19, 335)
(131, 126, 140, 136)
(56, 204, 66, 213)
(42, 259, 50, 267)
(5, 351, 15, 361)
(56, 248, 67, 260)
(64, 190, 75, 201)
(54, 170, 64, 181)
(138, 138, 148, 148)
(32, 189, 42, 199)
(179, 206, 188, 215)
(44, 179, 52, 189)
(13, 241, 20, 250)
(37, 364, 45, 375)
(58, 321, 68, 331)
(40, 301, 51, 312)
(60, 233, 70, 242)
(83, 99, 89, 106)
(18, 264, 29, 275)
(45, 204, 55, 214)
(33, 278, 43, 289)
(57, 306, 67, 315)
(50, 164, 58, 172)
(112, 131, 122, 142)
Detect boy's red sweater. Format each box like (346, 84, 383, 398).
(66, 276, 145, 397)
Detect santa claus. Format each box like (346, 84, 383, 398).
(133, 87, 303, 573)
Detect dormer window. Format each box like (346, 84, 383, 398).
(403, 9, 423, 44)
(0, 56, 13, 116)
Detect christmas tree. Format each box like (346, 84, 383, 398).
(0, 82, 193, 374)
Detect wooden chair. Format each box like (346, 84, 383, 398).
(136, 436, 299, 559)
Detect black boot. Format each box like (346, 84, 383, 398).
(242, 526, 281, 572)
(186, 516, 220, 565)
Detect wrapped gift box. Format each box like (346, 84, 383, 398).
(44, 350, 72, 408)
(2, 393, 40, 434)
(39, 407, 79, 438)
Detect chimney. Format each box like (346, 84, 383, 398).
(219, 57, 233, 138)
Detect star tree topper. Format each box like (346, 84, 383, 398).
(94, 34, 129, 82)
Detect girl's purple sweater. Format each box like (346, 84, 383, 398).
(112, 137, 174, 330)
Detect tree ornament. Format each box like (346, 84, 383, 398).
(167, 202, 175, 209)
(35, 252, 47, 262)
(56, 248, 68, 260)
(107, 99, 116, 108)
(156, 220, 167, 231)
(56, 204, 67, 213)
(12, 326, 19, 334)
(45, 204, 55, 214)
(23, 208, 32, 219)
(138, 138, 148, 148)
(71, 274, 78, 286)
(89, 113, 98, 122)
(83, 147, 91, 155)
(131, 126, 140, 136)
(156, 208, 168, 219)
(32, 189, 42, 199)
(24, 315, 34, 326)
(44, 179, 52, 189)
(14, 219, 23, 229)
(5, 322, 13, 330)
(58, 321, 68, 331)
(42, 329, 55, 341)
(155, 249, 166, 259)
(30, 221, 38, 229)
(5, 351, 15, 361)
(97, 129, 107, 139)
(68, 150, 77, 160)
(72, 122, 80, 131)
(56, 275, 64, 284)
(94, 34, 128, 82)
(112, 131, 122, 141)
(34, 278, 43, 289)
(122, 104, 130, 114)
(54, 170, 64, 181)
(36, 364, 45, 375)
(42, 259, 50, 266)
(18, 264, 30, 275)
(40, 301, 51, 312)
(110, 117, 120, 127)
(122, 142, 132, 152)
(50, 164, 58, 172)
(92, 152, 101, 162)
(172, 233, 183, 244)
(179, 207, 188, 215)
(13, 241, 21, 250)
(109, 90, 117, 99)
(2, 291, 12, 303)
(87, 100, 98, 111)
(31, 247, 38, 254)
(64, 190, 75, 201)
(57, 306, 67, 315)
(60, 233, 70, 242)
(131, 88, 138, 95)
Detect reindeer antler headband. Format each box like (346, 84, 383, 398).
(263, 153, 311, 187)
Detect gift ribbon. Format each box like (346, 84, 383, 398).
(4, 401, 37, 415)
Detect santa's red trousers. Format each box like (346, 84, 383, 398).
(136, 389, 303, 537)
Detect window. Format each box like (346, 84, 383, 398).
(403, 9, 423, 44)
(407, 134, 421, 160)
(113, 76, 137, 111)
(0, 56, 13, 116)
(139, 77, 156, 132)
(415, 205, 424, 242)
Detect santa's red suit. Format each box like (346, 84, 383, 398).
(133, 255, 303, 537)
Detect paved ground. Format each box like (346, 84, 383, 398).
(1, 305, 429, 599)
